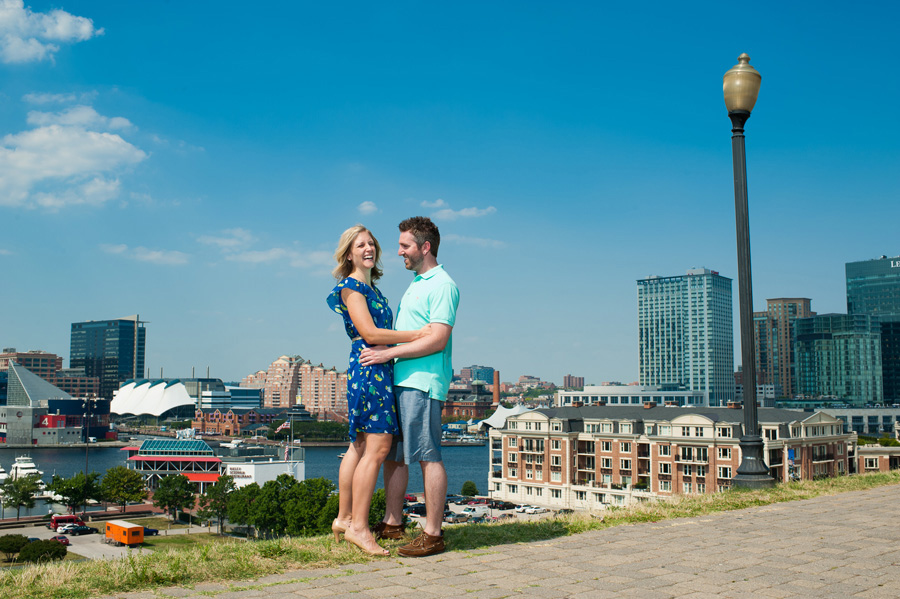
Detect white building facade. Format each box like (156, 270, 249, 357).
(638, 268, 734, 407)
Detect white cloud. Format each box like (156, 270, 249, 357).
(443, 234, 506, 248)
(101, 243, 188, 265)
(0, 0, 103, 64)
(421, 198, 447, 208)
(132, 247, 189, 265)
(22, 91, 96, 104)
(357, 201, 377, 215)
(100, 243, 127, 255)
(33, 176, 120, 209)
(0, 117, 147, 208)
(27, 105, 133, 130)
(433, 205, 497, 220)
(198, 228, 256, 250)
(226, 247, 332, 269)
(0, 248, 12, 256)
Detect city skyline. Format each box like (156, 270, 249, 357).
(1, 2, 898, 385)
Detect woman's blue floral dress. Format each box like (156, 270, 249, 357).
(327, 277, 399, 441)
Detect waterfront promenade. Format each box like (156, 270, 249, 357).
(103, 484, 899, 599)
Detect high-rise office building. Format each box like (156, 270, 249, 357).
(459, 365, 495, 384)
(794, 313, 882, 405)
(752, 298, 815, 399)
(637, 268, 734, 407)
(847, 256, 900, 403)
(70, 316, 146, 400)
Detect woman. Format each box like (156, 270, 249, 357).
(326, 224, 430, 555)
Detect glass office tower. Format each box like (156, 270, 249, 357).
(794, 314, 882, 405)
(70, 316, 146, 400)
(847, 256, 900, 403)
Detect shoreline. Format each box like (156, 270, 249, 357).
(0, 442, 130, 450)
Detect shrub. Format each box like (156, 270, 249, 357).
(0, 534, 30, 562)
(18, 539, 67, 563)
(461, 481, 480, 496)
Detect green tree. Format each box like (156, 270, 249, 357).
(315, 488, 388, 534)
(0, 474, 43, 521)
(227, 483, 260, 535)
(0, 534, 30, 562)
(153, 474, 196, 522)
(101, 466, 148, 512)
(461, 480, 480, 496)
(47, 471, 103, 514)
(253, 474, 298, 537)
(197, 475, 237, 534)
(18, 539, 66, 563)
(284, 477, 334, 536)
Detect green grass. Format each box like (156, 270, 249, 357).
(140, 533, 219, 551)
(0, 470, 898, 599)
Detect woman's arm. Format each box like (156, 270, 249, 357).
(342, 287, 428, 345)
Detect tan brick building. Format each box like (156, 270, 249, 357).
(242, 355, 348, 420)
(487, 406, 851, 510)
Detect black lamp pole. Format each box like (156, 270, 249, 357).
(724, 54, 774, 489)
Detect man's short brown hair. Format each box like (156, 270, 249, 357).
(399, 216, 441, 257)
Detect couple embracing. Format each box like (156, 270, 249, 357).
(326, 216, 459, 557)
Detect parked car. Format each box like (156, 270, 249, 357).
(404, 503, 427, 516)
(50, 535, 70, 546)
(445, 494, 464, 504)
(497, 513, 516, 521)
(143, 527, 159, 536)
(525, 506, 548, 514)
(67, 525, 99, 536)
(514, 504, 534, 513)
(467, 498, 489, 505)
(555, 509, 574, 516)
(468, 515, 487, 524)
(404, 494, 418, 502)
(57, 524, 79, 533)
(452, 496, 473, 505)
(461, 506, 489, 518)
(488, 500, 516, 510)
(444, 512, 468, 524)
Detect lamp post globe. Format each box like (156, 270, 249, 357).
(724, 53, 774, 489)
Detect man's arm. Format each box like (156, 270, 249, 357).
(358, 323, 452, 366)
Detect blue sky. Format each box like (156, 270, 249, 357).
(1, 1, 898, 386)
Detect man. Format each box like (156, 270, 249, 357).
(359, 216, 459, 557)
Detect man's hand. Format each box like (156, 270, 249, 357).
(360, 345, 393, 366)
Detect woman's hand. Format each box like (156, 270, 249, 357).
(415, 324, 433, 340)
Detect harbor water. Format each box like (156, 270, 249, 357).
(1, 444, 491, 519)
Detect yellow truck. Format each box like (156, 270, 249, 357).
(104, 520, 144, 546)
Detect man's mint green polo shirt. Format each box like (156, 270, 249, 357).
(394, 264, 460, 401)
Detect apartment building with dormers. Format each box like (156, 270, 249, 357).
(487, 405, 851, 510)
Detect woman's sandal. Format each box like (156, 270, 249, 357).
(343, 529, 389, 556)
(332, 518, 350, 542)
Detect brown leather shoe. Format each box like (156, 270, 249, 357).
(397, 530, 444, 557)
(372, 521, 405, 540)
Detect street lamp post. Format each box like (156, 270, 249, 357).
(724, 53, 774, 489)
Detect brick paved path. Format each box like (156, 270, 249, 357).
(104, 485, 900, 599)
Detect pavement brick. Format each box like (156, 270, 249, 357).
(69, 484, 900, 599)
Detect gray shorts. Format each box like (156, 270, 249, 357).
(387, 386, 443, 464)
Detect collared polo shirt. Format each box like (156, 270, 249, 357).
(394, 264, 460, 401)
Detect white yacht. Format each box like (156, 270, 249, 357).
(0, 464, 8, 484)
(9, 456, 45, 488)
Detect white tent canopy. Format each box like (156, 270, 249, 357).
(111, 379, 193, 416)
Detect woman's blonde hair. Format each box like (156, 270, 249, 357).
(332, 224, 383, 282)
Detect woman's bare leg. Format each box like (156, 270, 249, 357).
(345, 432, 393, 554)
(336, 440, 363, 527)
